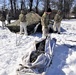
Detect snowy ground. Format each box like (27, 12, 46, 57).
(0, 19, 76, 75)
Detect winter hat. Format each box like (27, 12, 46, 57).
(21, 10, 25, 14)
(47, 8, 52, 12)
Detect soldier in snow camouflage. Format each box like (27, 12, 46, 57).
(53, 10, 62, 34)
(41, 8, 52, 38)
(19, 10, 28, 35)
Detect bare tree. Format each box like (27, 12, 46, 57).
(73, 4, 76, 17)
(9, 0, 14, 16)
(51, 0, 74, 18)
(0, 0, 7, 10)
(29, 0, 33, 11)
(3, 0, 6, 10)
(13, 0, 17, 16)
(63, 0, 74, 18)
(36, 0, 39, 13)
(58, 0, 63, 11)
(20, 0, 25, 10)
(45, 0, 50, 11)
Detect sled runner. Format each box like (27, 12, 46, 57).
(16, 36, 56, 75)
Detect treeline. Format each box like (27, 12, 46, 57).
(0, 0, 76, 19)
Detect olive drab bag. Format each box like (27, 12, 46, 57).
(19, 14, 26, 22)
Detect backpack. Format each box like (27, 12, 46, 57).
(20, 14, 26, 22)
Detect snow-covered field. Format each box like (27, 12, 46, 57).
(0, 19, 76, 75)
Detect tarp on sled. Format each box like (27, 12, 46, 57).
(16, 37, 56, 75)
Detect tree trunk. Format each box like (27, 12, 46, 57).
(30, 0, 33, 11)
(13, 0, 17, 18)
(10, 0, 13, 16)
(21, 0, 25, 10)
(3, 0, 6, 10)
(36, 0, 39, 13)
(21, 0, 23, 10)
(45, 0, 50, 11)
(58, 0, 63, 11)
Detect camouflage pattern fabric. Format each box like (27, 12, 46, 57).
(19, 14, 26, 22)
(41, 12, 50, 28)
(8, 11, 41, 26)
(54, 14, 62, 23)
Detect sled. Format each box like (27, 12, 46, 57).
(16, 36, 56, 75)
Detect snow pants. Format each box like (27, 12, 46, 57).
(53, 21, 61, 33)
(20, 22, 28, 35)
(42, 26, 48, 38)
(2, 21, 6, 29)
